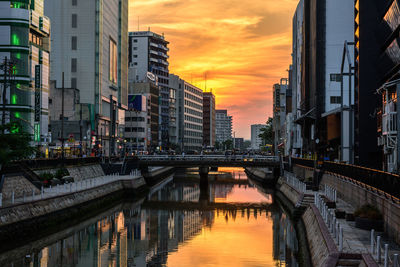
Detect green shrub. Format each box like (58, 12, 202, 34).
(40, 172, 54, 181)
(354, 204, 383, 220)
(55, 168, 69, 179)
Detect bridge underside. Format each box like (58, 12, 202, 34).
(137, 161, 279, 168)
(141, 201, 277, 211)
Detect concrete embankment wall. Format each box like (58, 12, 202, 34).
(302, 206, 339, 266)
(292, 164, 400, 244)
(0, 177, 146, 228)
(0, 178, 146, 251)
(1, 164, 106, 201)
(320, 172, 400, 244)
(250, 169, 377, 266)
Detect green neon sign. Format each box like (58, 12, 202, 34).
(34, 123, 40, 142)
(11, 94, 17, 104)
(11, 34, 20, 46)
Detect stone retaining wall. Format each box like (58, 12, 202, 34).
(1, 175, 40, 200)
(277, 177, 302, 205)
(321, 172, 400, 244)
(0, 177, 146, 228)
(34, 164, 105, 182)
(302, 205, 339, 267)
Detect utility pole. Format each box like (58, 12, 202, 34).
(79, 103, 83, 157)
(61, 72, 65, 163)
(2, 57, 8, 131)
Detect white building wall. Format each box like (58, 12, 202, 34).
(216, 111, 232, 143)
(45, 0, 96, 103)
(129, 36, 149, 82)
(324, 0, 354, 113)
(292, 0, 303, 152)
(251, 124, 264, 150)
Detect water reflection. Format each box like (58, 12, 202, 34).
(1, 168, 300, 267)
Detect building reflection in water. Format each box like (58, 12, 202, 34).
(5, 170, 299, 267)
(273, 212, 299, 267)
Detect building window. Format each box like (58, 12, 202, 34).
(109, 38, 117, 83)
(71, 58, 77, 72)
(72, 0, 77, 6)
(72, 14, 77, 28)
(133, 55, 137, 58)
(134, 62, 137, 65)
(71, 78, 77, 88)
(133, 39, 138, 43)
(71, 36, 77, 50)
(330, 96, 341, 104)
(133, 47, 137, 50)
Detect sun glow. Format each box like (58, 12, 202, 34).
(129, 0, 298, 138)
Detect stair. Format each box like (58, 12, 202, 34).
(296, 194, 315, 208)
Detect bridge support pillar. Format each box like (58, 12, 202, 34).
(272, 167, 280, 181)
(199, 166, 209, 205)
(199, 166, 210, 175)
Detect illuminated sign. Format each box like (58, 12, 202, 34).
(128, 94, 147, 112)
(34, 65, 41, 122)
(146, 72, 156, 82)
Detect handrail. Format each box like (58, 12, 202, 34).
(370, 229, 399, 266)
(136, 155, 279, 162)
(291, 157, 400, 201)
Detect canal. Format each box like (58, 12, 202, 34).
(0, 168, 306, 267)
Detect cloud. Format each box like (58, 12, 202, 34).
(129, 0, 298, 138)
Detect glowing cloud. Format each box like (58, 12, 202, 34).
(129, 0, 298, 139)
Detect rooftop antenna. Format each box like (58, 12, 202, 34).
(148, 26, 151, 32)
(137, 16, 139, 31)
(204, 71, 207, 91)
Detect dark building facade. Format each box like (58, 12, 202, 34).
(203, 92, 216, 147)
(355, 0, 395, 169)
(373, 0, 400, 171)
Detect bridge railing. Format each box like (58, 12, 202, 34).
(136, 155, 279, 162)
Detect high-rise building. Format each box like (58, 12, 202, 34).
(0, 0, 51, 145)
(215, 110, 232, 145)
(128, 31, 170, 149)
(273, 80, 288, 154)
(294, 0, 354, 161)
(251, 125, 264, 150)
(234, 138, 244, 151)
(45, 0, 129, 155)
(125, 94, 148, 153)
(128, 82, 159, 151)
(291, 0, 304, 156)
(203, 92, 216, 148)
(171, 74, 203, 152)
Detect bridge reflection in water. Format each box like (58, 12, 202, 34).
(0, 168, 301, 267)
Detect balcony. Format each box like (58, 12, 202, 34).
(382, 111, 397, 136)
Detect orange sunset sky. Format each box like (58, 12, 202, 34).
(129, 0, 298, 139)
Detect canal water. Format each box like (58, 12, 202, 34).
(0, 168, 303, 267)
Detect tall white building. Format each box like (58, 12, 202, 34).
(291, 0, 304, 156)
(128, 31, 170, 149)
(251, 124, 264, 150)
(216, 110, 232, 144)
(45, 0, 129, 155)
(0, 0, 50, 145)
(171, 74, 203, 152)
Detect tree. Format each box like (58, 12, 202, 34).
(0, 122, 35, 170)
(259, 117, 273, 146)
(223, 139, 233, 150)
